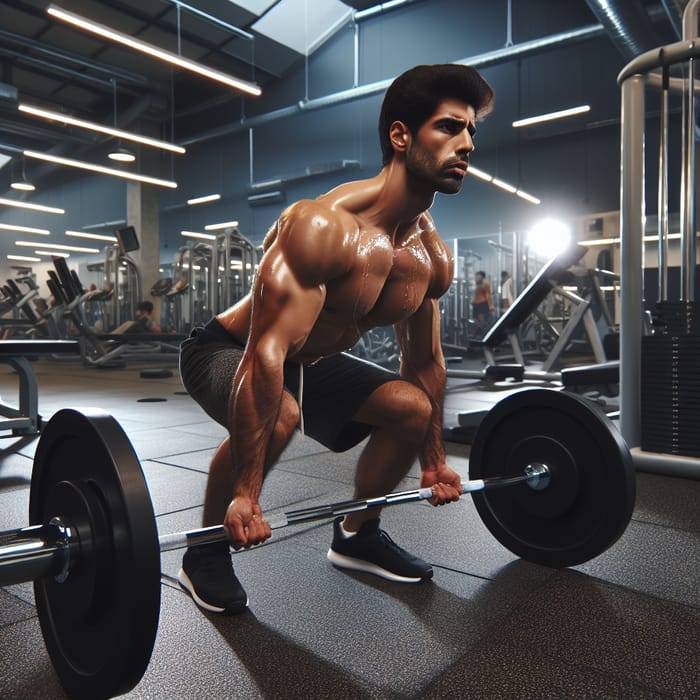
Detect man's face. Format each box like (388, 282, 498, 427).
(405, 99, 476, 195)
(476, 273, 484, 284)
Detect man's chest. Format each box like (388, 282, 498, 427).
(325, 238, 433, 322)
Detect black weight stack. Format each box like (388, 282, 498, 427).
(641, 302, 700, 456)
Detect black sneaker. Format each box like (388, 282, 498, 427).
(178, 541, 248, 614)
(327, 517, 433, 583)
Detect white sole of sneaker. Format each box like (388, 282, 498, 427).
(326, 549, 428, 583)
(177, 568, 249, 614)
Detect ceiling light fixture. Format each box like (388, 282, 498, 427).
(0, 223, 50, 235)
(516, 190, 542, 205)
(7, 254, 41, 262)
(15, 241, 100, 253)
(187, 193, 221, 206)
(19, 103, 186, 154)
(9, 155, 36, 192)
(466, 166, 492, 182)
(10, 180, 35, 192)
(66, 230, 118, 242)
(181, 231, 217, 240)
(512, 105, 591, 128)
(35, 250, 70, 258)
(492, 178, 518, 194)
(24, 150, 177, 189)
(0, 197, 64, 214)
(580, 233, 685, 247)
(204, 220, 239, 231)
(47, 4, 262, 97)
(108, 144, 136, 162)
(466, 167, 540, 205)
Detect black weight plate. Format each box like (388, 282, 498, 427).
(29, 408, 160, 700)
(469, 389, 635, 568)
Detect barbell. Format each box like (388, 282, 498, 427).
(0, 388, 635, 699)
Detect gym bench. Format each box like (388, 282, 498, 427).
(0, 340, 79, 435)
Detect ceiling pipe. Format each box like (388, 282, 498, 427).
(0, 49, 117, 91)
(182, 22, 605, 146)
(0, 29, 148, 86)
(584, 0, 660, 62)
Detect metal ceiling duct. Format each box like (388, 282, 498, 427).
(584, 0, 660, 61)
(183, 22, 605, 146)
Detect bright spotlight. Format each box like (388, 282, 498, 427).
(527, 219, 572, 257)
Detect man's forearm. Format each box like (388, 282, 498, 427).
(229, 354, 285, 500)
(401, 359, 447, 470)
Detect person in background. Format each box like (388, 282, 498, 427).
(33, 298, 49, 317)
(472, 270, 494, 334)
(500, 270, 514, 313)
(131, 300, 161, 333)
(113, 300, 161, 334)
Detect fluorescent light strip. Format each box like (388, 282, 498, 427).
(0, 223, 50, 235)
(66, 230, 118, 242)
(187, 193, 221, 206)
(204, 220, 239, 231)
(466, 166, 492, 182)
(19, 103, 186, 154)
(47, 5, 261, 97)
(181, 230, 217, 240)
(0, 197, 64, 214)
(15, 241, 99, 253)
(35, 250, 70, 258)
(466, 168, 540, 204)
(580, 233, 685, 247)
(512, 105, 591, 128)
(492, 178, 518, 194)
(7, 254, 41, 262)
(24, 150, 177, 189)
(516, 190, 542, 205)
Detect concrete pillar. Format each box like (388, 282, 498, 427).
(126, 164, 161, 323)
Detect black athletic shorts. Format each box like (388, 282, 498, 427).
(179, 317, 399, 452)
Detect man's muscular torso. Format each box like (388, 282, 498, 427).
(217, 175, 454, 361)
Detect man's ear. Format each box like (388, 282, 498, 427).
(389, 120, 411, 156)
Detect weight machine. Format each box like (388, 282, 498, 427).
(103, 245, 142, 331)
(172, 242, 213, 334)
(210, 228, 257, 313)
(619, 0, 700, 477)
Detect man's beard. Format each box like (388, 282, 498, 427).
(405, 143, 465, 195)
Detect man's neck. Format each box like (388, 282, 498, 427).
(362, 162, 435, 241)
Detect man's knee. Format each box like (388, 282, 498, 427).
(371, 381, 433, 437)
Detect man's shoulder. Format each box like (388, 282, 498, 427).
(269, 200, 358, 282)
(282, 198, 355, 226)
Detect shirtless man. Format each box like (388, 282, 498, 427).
(178, 64, 494, 614)
(473, 270, 495, 334)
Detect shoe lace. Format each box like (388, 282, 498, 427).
(377, 529, 406, 555)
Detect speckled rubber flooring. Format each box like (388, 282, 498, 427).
(0, 358, 698, 699)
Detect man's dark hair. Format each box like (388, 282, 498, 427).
(379, 64, 494, 165)
(137, 300, 153, 313)
(476, 270, 486, 278)
(501, 270, 510, 279)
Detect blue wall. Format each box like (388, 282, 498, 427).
(3, 0, 640, 270)
(162, 0, 629, 254)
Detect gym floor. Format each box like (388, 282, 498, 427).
(0, 359, 699, 699)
